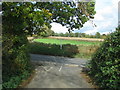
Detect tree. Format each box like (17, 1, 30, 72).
(2, 2, 53, 88)
(59, 33, 64, 37)
(81, 33, 86, 37)
(95, 32, 101, 38)
(75, 32, 79, 37)
(69, 32, 75, 37)
(35, 2, 96, 32)
(3, 2, 96, 35)
(54, 33, 59, 36)
(64, 32, 70, 37)
(37, 24, 55, 37)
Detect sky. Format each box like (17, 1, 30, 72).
(51, 0, 119, 35)
(118, 1, 120, 24)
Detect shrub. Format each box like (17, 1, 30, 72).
(2, 35, 32, 88)
(29, 42, 79, 58)
(29, 41, 100, 59)
(89, 28, 120, 89)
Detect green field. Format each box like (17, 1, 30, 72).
(34, 38, 101, 46)
(29, 38, 102, 59)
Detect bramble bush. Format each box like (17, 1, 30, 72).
(89, 28, 120, 89)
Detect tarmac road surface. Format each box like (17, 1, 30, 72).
(25, 54, 94, 88)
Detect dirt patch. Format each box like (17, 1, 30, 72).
(49, 36, 104, 42)
(27, 37, 35, 41)
(80, 71, 99, 89)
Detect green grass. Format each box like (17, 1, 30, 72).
(34, 38, 101, 46)
(30, 38, 102, 59)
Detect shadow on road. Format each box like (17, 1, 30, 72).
(30, 54, 89, 67)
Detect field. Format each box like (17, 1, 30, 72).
(33, 38, 102, 46)
(29, 37, 103, 59)
(49, 36, 104, 41)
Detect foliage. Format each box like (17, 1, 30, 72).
(36, 24, 55, 37)
(35, 2, 96, 32)
(52, 32, 108, 39)
(2, 2, 52, 36)
(2, 71, 31, 88)
(2, 2, 96, 36)
(89, 28, 120, 89)
(95, 32, 101, 38)
(2, 34, 32, 88)
(29, 40, 100, 59)
(29, 42, 79, 58)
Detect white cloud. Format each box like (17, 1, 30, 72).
(51, 0, 119, 35)
(84, 28, 98, 35)
(104, 22, 112, 28)
(51, 22, 68, 33)
(100, 31, 111, 35)
(94, 14, 104, 21)
(112, 0, 119, 9)
(92, 0, 118, 34)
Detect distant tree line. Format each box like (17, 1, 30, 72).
(34, 29, 109, 39)
(45, 31, 108, 39)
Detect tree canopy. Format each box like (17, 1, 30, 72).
(2, 1, 96, 35)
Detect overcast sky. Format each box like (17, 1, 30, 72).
(51, 0, 119, 35)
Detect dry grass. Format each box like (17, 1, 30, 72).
(49, 36, 104, 42)
(27, 37, 35, 41)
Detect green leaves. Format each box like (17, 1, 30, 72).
(35, 2, 96, 31)
(89, 28, 120, 89)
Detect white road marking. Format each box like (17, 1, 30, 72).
(47, 67, 53, 71)
(43, 67, 53, 71)
(65, 64, 79, 67)
(59, 66, 62, 71)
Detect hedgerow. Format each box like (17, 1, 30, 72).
(89, 28, 120, 89)
(2, 35, 32, 88)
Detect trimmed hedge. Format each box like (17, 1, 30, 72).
(29, 42, 79, 58)
(89, 28, 120, 89)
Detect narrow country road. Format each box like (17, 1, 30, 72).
(25, 54, 94, 88)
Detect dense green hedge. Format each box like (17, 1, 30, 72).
(89, 28, 120, 89)
(29, 42, 79, 58)
(29, 42, 100, 59)
(2, 34, 32, 88)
